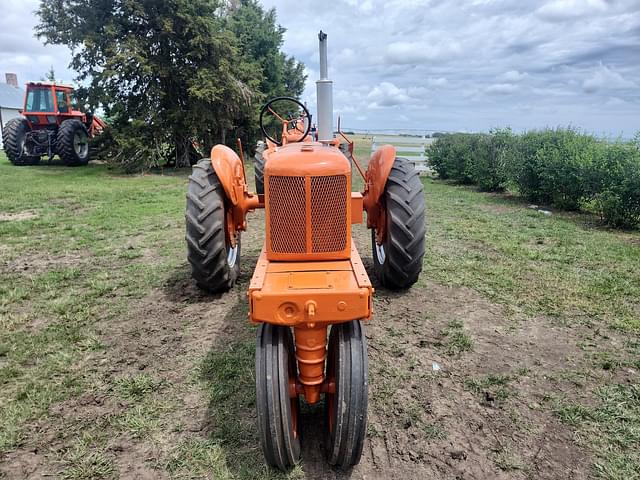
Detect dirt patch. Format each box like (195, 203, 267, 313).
(0, 211, 38, 222)
(616, 232, 640, 246)
(354, 281, 590, 480)
(0, 450, 54, 479)
(49, 197, 87, 214)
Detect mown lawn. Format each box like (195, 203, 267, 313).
(0, 146, 639, 479)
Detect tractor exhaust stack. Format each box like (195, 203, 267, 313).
(316, 30, 333, 142)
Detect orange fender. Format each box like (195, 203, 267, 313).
(363, 145, 396, 233)
(209, 145, 262, 245)
(210, 144, 246, 206)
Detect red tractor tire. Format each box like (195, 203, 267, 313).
(1, 118, 40, 166)
(56, 119, 90, 166)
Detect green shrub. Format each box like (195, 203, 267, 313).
(467, 128, 513, 192)
(508, 128, 597, 210)
(428, 127, 640, 229)
(429, 129, 514, 192)
(583, 142, 640, 228)
(428, 133, 475, 184)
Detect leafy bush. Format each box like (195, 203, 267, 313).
(428, 133, 475, 184)
(508, 128, 599, 210)
(468, 128, 512, 192)
(583, 142, 640, 228)
(428, 128, 640, 229)
(428, 129, 513, 191)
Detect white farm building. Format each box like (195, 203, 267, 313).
(0, 74, 25, 150)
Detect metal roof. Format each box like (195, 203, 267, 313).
(0, 83, 24, 109)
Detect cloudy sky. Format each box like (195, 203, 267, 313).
(2, 0, 639, 136)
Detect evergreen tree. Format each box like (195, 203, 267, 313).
(36, 0, 305, 170)
(226, 0, 306, 146)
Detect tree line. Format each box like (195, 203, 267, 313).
(36, 0, 306, 171)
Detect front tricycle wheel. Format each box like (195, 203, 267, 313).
(324, 320, 368, 469)
(256, 323, 301, 470)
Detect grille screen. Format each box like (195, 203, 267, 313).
(268, 174, 348, 254)
(268, 176, 306, 253)
(311, 175, 348, 252)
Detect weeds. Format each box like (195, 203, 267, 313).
(440, 320, 473, 355)
(465, 374, 514, 401)
(556, 384, 640, 478)
(114, 374, 164, 399)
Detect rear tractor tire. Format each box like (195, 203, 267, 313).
(256, 323, 301, 470)
(56, 119, 90, 166)
(1, 118, 40, 165)
(324, 320, 368, 469)
(186, 158, 240, 293)
(372, 158, 426, 289)
(254, 140, 266, 195)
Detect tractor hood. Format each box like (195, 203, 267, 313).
(264, 142, 350, 177)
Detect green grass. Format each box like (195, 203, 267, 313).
(464, 374, 515, 402)
(60, 432, 115, 480)
(114, 374, 165, 399)
(422, 179, 640, 331)
(0, 152, 186, 456)
(165, 438, 234, 479)
(440, 319, 473, 355)
(556, 384, 640, 479)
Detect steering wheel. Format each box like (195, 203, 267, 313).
(259, 96, 311, 146)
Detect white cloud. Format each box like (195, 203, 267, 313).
(498, 70, 528, 82)
(0, 1, 74, 85)
(486, 83, 518, 95)
(367, 82, 411, 108)
(3, 0, 638, 135)
(582, 64, 636, 93)
(604, 97, 627, 106)
(425, 77, 448, 87)
(384, 41, 462, 65)
(536, 0, 609, 22)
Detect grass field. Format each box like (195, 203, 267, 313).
(0, 142, 639, 479)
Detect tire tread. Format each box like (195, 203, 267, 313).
(185, 158, 239, 292)
(57, 119, 89, 166)
(2, 118, 40, 165)
(372, 158, 426, 289)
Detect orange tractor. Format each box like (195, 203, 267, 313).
(185, 31, 425, 469)
(1, 82, 106, 166)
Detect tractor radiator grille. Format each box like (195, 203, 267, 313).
(311, 175, 348, 252)
(268, 174, 348, 254)
(268, 175, 307, 253)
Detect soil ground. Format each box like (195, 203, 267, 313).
(0, 144, 639, 479)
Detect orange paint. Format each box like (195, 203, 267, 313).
(239, 112, 383, 407)
(20, 82, 106, 136)
(362, 144, 397, 241)
(210, 145, 264, 246)
(351, 192, 363, 224)
(248, 240, 372, 326)
(264, 142, 353, 262)
(294, 324, 327, 404)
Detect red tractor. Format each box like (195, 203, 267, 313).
(1, 82, 106, 166)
